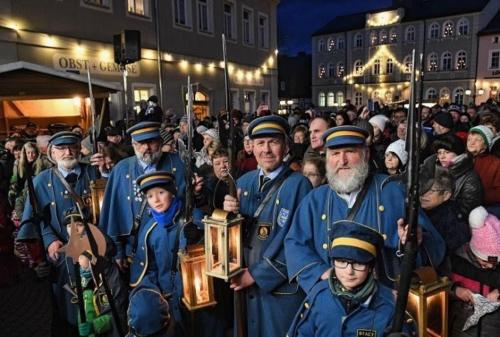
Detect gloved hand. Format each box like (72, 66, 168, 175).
(34, 261, 51, 279)
(78, 321, 93, 336)
(183, 222, 203, 245)
(93, 314, 112, 334)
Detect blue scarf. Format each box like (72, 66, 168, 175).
(150, 198, 181, 228)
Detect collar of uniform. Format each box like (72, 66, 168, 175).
(336, 186, 362, 208)
(137, 158, 157, 173)
(361, 292, 375, 308)
(57, 164, 81, 178)
(258, 164, 284, 181)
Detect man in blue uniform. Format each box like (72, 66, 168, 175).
(287, 221, 396, 337)
(223, 115, 313, 337)
(17, 131, 98, 335)
(99, 121, 186, 270)
(285, 125, 445, 293)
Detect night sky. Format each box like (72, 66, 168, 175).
(277, 0, 392, 56)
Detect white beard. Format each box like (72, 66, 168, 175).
(135, 149, 162, 165)
(57, 157, 79, 170)
(327, 159, 369, 194)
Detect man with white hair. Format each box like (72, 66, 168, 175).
(285, 125, 445, 292)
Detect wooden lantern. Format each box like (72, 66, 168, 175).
(406, 267, 451, 337)
(203, 209, 244, 281)
(179, 244, 216, 311)
(90, 178, 107, 224)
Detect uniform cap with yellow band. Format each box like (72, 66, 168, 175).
(49, 131, 82, 146)
(322, 125, 368, 148)
(248, 115, 290, 139)
(330, 221, 384, 263)
(136, 171, 177, 195)
(127, 121, 162, 142)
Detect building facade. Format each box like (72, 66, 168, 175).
(0, 0, 279, 123)
(477, 10, 500, 104)
(311, 0, 499, 111)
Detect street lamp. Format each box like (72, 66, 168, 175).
(465, 89, 471, 96)
(478, 88, 485, 95)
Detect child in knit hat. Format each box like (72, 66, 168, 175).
(384, 139, 408, 175)
(449, 206, 500, 337)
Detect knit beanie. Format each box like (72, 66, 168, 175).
(369, 115, 389, 132)
(469, 206, 500, 264)
(431, 134, 465, 155)
(385, 139, 408, 166)
(433, 112, 454, 129)
(469, 125, 494, 148)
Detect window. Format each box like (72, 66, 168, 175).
(456, 50, 467, 70)
(231, 89, 240, 109)
(327, 92, 335, 107)
(133, 85, 156, 112)
(354, 92, 363, 106)
(318, 39, 325, 52)
(384, 91, 393, 103)
(242, 7, 254, 45)
(370, 31, 378, 45)
(354, 33, 363, 48)
(426, 88, 437, 100)
(490, 50, 500, 69)
(318, 64, 326, 79)
(82, 0, 111, 8)
(258, 14, 269, 49)
(442, 21, 454, 38)
(260, 90, 269, 105)
(453, 87, 464, 105)
(373, 59, 380, 75)
(337, 37, 344, 50)
(327, 37, 335, 52)
(128, 0, 150, 16)
(429, 22, 439, 39)
(197, 0, 213, 34)
(354, 60, 363, 76)
(386, 59, 393, 74)
(405, 26, 415, 42)
(337, 62, 345, 78)
(428, 52, 438, 71)
(403, 55, 412, 73)
(328, 63, 335, 77)
(390, 28, 397, 43)
(457, 18, 469, 36)
(318, 92, 326, 107)
(441, 51, 452, 71)
(173, 0, 191, 27)
(224, 2, 236, 40)
(493, 36, 499, 44)
(243, 90, 255, 114)
(380, 30, 388, 44)
(337, 91, 344, 105)
(439, 87, 451, 104)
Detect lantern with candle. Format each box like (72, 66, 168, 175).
(179, 244, 216, 311)
(203, 209, 244, 281)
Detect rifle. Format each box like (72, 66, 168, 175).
(390, 49, 422, 335)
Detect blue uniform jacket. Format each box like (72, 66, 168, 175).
(287, 280, 395, 337)
(237, 166, 312, 337)
(284, 174, 446, 292)
(129, 214, 185, 323)
(99, 153, 185, 258)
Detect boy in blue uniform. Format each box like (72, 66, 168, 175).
(287, 221, 395, 337)
(223, 115, 313, 337)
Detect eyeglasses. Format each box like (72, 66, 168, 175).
(303, 172, 321, 178)
(333, 259, 369, 271)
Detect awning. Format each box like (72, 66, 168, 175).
(0, 61, 122, 100)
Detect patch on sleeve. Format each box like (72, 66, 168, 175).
(277, 208, 290, 227)
(357, 329, 376, 337)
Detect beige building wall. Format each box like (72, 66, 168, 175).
(476, 33, 500, 103)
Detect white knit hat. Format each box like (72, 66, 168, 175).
(385, 139, 408, 166)
(369, 115, 389, 132)
(469, 125, 494, 148)
(202, 128, 219, 141)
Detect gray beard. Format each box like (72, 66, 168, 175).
(57, 157, 79, 170)
(327, 159, 369, 194)
(135, 149, 162, 165)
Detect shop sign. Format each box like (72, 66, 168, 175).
(53, 53, 140, 76)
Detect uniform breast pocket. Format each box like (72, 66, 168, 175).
(272, 280, 301, 296)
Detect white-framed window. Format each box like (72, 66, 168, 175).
(384, 91, 393, 103)
(197, 0, 213, 34)
(81, 0, 112, 11)
(258, 13, 269, 49)
(354, 60, 363, 76)
(426, 87, 438, 101)
(453, 87, 464, 105)
(489, 50, 500, 70)
(318, 39, 325, 52)
(354, 92, 363, 106)
(318, 64, 326, 78)
(336, 62, 345, 78)
(428, 52, 438, 71)
(386, 59, 393, 74)
(441, 51, 452, 71)
(405, 25, 415, 42)
(260, 90, 270, 106)
(243, 90, 256, 113)
(456, 50, 467, 70)
(230, 89, 240, 109)
(327, 63, 335, 77)
(370, 31, 378, 45)
(442, 21, 454, 38)
(439, 87, 451, 104)
(403, 55, 412, 73)
(429, 22, 439, 39)
(354, 33, 363, 48)
(457, 18, 469, 36)
(318, 92, 326, 107)
(127, 0, 150, 17)
(337, 91, 344, 105)
(242, 7, 254, 46)
(390, 28, 397, 43)
(337, 37, 344, 50)
(173, 0, 192, 28)
(373, 59, 380, 75)
(327, 92, 335, 107)
(224, 1, 237, 40)
(380, 30, 388, 44)
(327, 37, 335, 52)
(132, 83, 156, 112)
